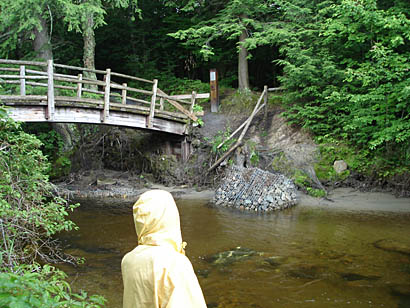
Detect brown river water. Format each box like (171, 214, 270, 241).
(58, 193, 410, 308)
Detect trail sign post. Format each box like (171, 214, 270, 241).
(210, 68, 219, 112)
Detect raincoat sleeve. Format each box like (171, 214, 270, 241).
(161, 255, 207, 308)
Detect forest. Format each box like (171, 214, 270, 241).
(0, 0, 409, 306)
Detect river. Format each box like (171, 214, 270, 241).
(58, 189, 410, 308)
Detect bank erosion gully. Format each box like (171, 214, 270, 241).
(0, 59, 209, 136)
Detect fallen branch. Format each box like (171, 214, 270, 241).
(208, 141, 242, 173)
(208, 87, 267, 172)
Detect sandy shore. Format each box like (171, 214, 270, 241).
(60, 180, 410, 213)
(299, 187, 410, 212)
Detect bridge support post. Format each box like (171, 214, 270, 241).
(181, 137, 191, 163)
(46, 60, 55, 120)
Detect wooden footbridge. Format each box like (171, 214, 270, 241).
(0, 59, 209, 135)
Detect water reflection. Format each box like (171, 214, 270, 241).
(58, 199, 410, 308)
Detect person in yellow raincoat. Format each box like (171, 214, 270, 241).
(121, 189, 207, 308)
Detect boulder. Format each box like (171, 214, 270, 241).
(333, 160, 348, 174)
(204, 247, 263, 266)
(373, 239, 410, 256)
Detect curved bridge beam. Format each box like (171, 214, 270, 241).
(6, 104, 187, 135)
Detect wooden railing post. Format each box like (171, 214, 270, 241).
(102, 68, 111, 122)
(20, 65, 26, 96)
(77, 74, 83, 98)
(190, 91, 197, 114)
(159, 97, 164, 110)
(147, 79, 158, 128)
(47, 60, 55, 120)
(122, 83, 127, 104)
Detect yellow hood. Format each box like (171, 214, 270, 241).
(133, 189, 185, 254)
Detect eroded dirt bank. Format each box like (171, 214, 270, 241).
(57, 104, 409, 208)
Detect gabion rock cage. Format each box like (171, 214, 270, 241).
(213, 166, 298, 212)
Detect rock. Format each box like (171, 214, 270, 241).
(391, 284, 410, 296)
(287, 264, 324, 280)
(374, 239, 410, 256)
(204, 247, 263, 266)
(192, 139, 201, 148)
(96, 178, 117, 186)
(333, 160, 348, 174)
(262, 256, 287, 268)
(340, 272, 380, 282)
(196, 269, 211, 278)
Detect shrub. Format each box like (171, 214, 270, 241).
(0, 264, 105, 307)
(0, 108, 78, 268)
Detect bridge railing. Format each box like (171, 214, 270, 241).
(0, 59, 208, 127)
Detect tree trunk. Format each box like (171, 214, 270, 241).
(33, 15, 53, 61)
(238, 29, 250, 90)
(33, 15, 74, 151)
(83, 9, 97, 86)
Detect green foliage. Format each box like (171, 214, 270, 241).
(306, 187, 326, 198)
(22, 123, 72, 179)
(247, 141, 260, 166)
(221, 88, 260, 114)
(0, 108, 104, 306)
(0, 264, 105, 307)
(0, 105, 7, 119)
(193, 104, 203, 113)
(169, 0, 277, 59)
(50, 155, 72, 179)
(210, 128, 237, 155)
(0, 111, 78, 268)
(0, 0, 45, 57)
(315, 137, 408, 179)
(272, 153, 326, 197)
(292, 169, 310, 188)
(22, 124, 64, 160)
(158, 75, 210, 96)
(257, 0, 410, 176)
(314, 142, 355, 182)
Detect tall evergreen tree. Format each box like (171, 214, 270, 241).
(249, 0, 410, 171)
(169, 0, 278, 90)
(61, 0, 139, 79)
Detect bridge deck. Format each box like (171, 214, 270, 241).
(0, 59, 208, 135)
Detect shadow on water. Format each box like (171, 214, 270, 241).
(58, 198, 410, 308)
